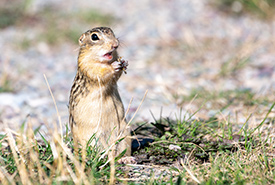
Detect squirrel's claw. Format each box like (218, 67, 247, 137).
(112, 57, 129, 74)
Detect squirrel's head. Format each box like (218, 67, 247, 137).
(78, 27, 119, 64)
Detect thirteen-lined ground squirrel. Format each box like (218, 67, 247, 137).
(69, 27, 130, 156)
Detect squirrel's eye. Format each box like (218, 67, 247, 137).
(91, 34, 99, 41)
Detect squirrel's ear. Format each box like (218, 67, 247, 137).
(78, 33, 85, 45)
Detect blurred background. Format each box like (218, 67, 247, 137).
(0, 0, 274, 132)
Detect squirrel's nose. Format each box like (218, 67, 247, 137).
(112, 42, 119, 49)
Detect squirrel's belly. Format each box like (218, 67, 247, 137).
(72, 91, 125, 143)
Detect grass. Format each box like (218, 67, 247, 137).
(0, 124, 116, 184)
(132, 102, 275, 184)
(0, 0, 32, 29)
(219, 56, 250, 77)
(172, 88, 270, 111)
(210, 0, 275, 19)
(0, 99, 274, 184)
(0, 59, 15, 93)
(0, 78, 13, 93)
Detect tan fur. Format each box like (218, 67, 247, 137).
(69, 27, 130, 156)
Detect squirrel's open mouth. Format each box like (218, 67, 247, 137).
(103, 51, 113, 60)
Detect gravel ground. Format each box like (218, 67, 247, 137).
(0, 0, 274, 134)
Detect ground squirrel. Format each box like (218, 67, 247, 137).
(69, 27, 131, 156)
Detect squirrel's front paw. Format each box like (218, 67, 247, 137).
(112, 57, 128, 74)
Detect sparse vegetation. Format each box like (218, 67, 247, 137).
(0, 0, 115, 48)
(0, 78, 13, 93)
(0, 101, 274, 184)
(0, 0, 31, 29)
(0, 60, 15, 93)
(211, 0, 275, 18)
(35, 6, 114, 45)
(219, 56, 250, 77)
(0, 124, 118, 184)
(172, 88, 270, 111)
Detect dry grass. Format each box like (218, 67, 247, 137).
(0, 97, 274, 184)
(0, 72, 274, 184)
